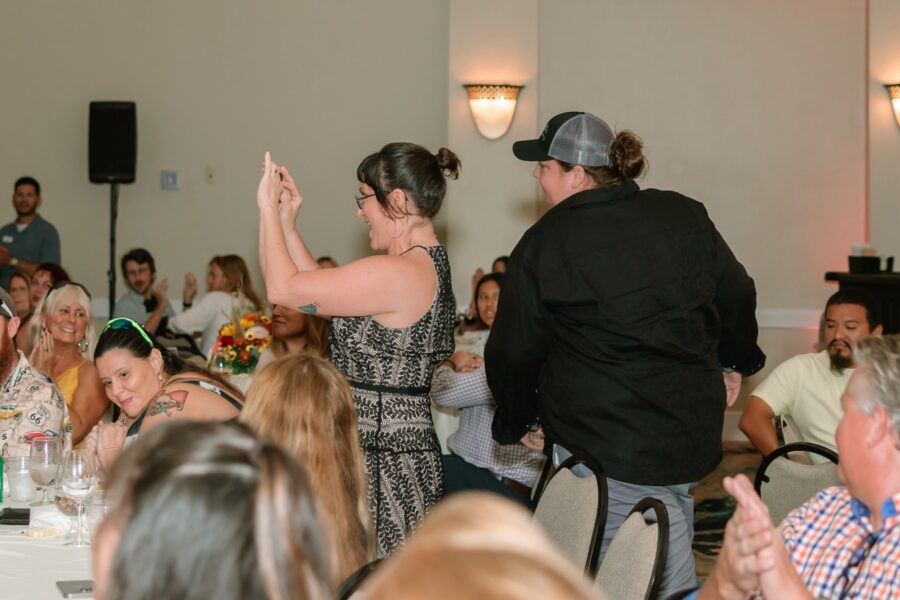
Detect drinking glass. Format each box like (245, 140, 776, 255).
(211, 350, 232, 377)
(60, 450, 96, 547)
(4, 455, 37, 502)
(29, 437, 61, 506)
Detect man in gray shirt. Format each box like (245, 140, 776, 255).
(114, 248, 175, 335)
(0, 177, 61, 289)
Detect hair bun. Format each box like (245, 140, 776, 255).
(435, 148, 461, 180)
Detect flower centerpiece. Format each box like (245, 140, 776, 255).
(209, 311, 273, 375)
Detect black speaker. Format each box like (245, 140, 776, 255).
(89, 101, 137, 184)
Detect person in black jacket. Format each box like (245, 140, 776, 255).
(485, 111, 765, 596)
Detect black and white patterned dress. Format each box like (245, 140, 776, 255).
(330, 245, 455, 557)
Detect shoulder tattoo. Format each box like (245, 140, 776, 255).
(299, 301, 320, 314)
(147, 389, 189, 417)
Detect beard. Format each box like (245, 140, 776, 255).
(15, 205, 37, 218)
(828, 339, 854, 374)
(0, 330, 19, 379)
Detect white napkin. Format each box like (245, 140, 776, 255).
(27, 503, 73, 539)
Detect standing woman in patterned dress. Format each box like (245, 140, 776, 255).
(255, 144, 459, 557)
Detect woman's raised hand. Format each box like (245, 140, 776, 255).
(278, 166, 303, 226)
(28, 327, 54, 373)
(257, 151, 284, 211)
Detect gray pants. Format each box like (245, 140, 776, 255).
(553, 445, 698, 597)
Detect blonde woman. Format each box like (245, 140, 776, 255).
(29, 281, 108, 445)
(170, 254, 264, 355)
(362, 493, 595, 600)
(240, 354, 371, 585)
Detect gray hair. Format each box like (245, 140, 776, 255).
(853, 335, 900, 437)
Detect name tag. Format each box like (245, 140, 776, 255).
(1, 235, 12, 243)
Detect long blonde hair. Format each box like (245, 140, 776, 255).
(240, 354, 371, 583)
(31, 283, 96, 358)
(362, 492, 594, 599)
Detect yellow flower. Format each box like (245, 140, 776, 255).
(240, 317, 254, 329)
(224, 349, 238, 361)
(220, 324, 236, 337)
(260, 315, 272, 325)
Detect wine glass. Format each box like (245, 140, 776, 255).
(211, 350, 232, 377)
(60, 450, 97, 547)
(29, 437, 61, 506)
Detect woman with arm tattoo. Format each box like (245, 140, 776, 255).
(85, 317, 243, 471)
(257, 144, 460, 557)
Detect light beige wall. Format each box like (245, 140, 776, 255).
(0, 1, 448, 313)
(870, 0, 900, 262)
(538, 0, 867, 311)
(446, 0, 539, 306)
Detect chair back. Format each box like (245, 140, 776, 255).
(531, 457, 557, 502)
(336, 559, 382, 600)
(594, 497, 668, 600)
(754, 442, 840, 524)
(774, 414, 803, 447)
(533, 453, 607, 576)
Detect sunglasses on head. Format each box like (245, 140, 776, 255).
(103, 317, 153, 348)
(50, 280, 93, 300)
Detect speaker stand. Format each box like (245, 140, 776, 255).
(107, 183, 119, 318)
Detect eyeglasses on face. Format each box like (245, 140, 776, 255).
(354, 192, 376, 209)
(103, 317, 154, 348)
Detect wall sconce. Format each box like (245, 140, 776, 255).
(463, 84, 523, 139)
(885, 84, 900, 128)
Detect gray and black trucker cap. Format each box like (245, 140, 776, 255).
(512, 111, 614, 167)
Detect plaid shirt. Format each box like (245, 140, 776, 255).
(775, 486, 900, 599)
(431, 363, 543, 486)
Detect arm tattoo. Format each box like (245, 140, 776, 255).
(147, 390, 189, 417)
(299, 302, 319, 314)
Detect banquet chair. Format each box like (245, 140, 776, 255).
(753, 442, 840, 524)
(337, 559, 382, 600)
(774, 414, 803, 447)
(531, 457, 557, 502)
(532, 453, 607, 577)
(594, 497, 669, 600)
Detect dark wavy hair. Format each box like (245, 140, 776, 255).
(100, 420, 331, 600)
(121, 248, 156, 276)
(356, 142, 461, 219)
(95, 320, 241, 399)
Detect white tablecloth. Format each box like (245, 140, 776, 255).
(0, 501, 93, 600)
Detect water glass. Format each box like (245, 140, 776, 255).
(5, 456, 37, 502)
(60, 450, 96, 547)
(29, 437, 61, 506)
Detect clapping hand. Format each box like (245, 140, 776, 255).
(278, 166, 303, 226)
(154, 278, 169, 304)
(28, 327, 54, 373)
(87, 414, 128, 474)
(183, 273, 197, 305)
(257, 151, 284, 210)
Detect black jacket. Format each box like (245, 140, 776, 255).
(485, 181, 765, 485)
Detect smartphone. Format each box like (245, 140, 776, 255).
(0, 507, 30, 525)
(56, 580, 93, 599)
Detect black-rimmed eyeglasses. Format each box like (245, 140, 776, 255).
(354, 192, 376, 209)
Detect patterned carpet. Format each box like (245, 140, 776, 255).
(692, 442, 763, 582)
